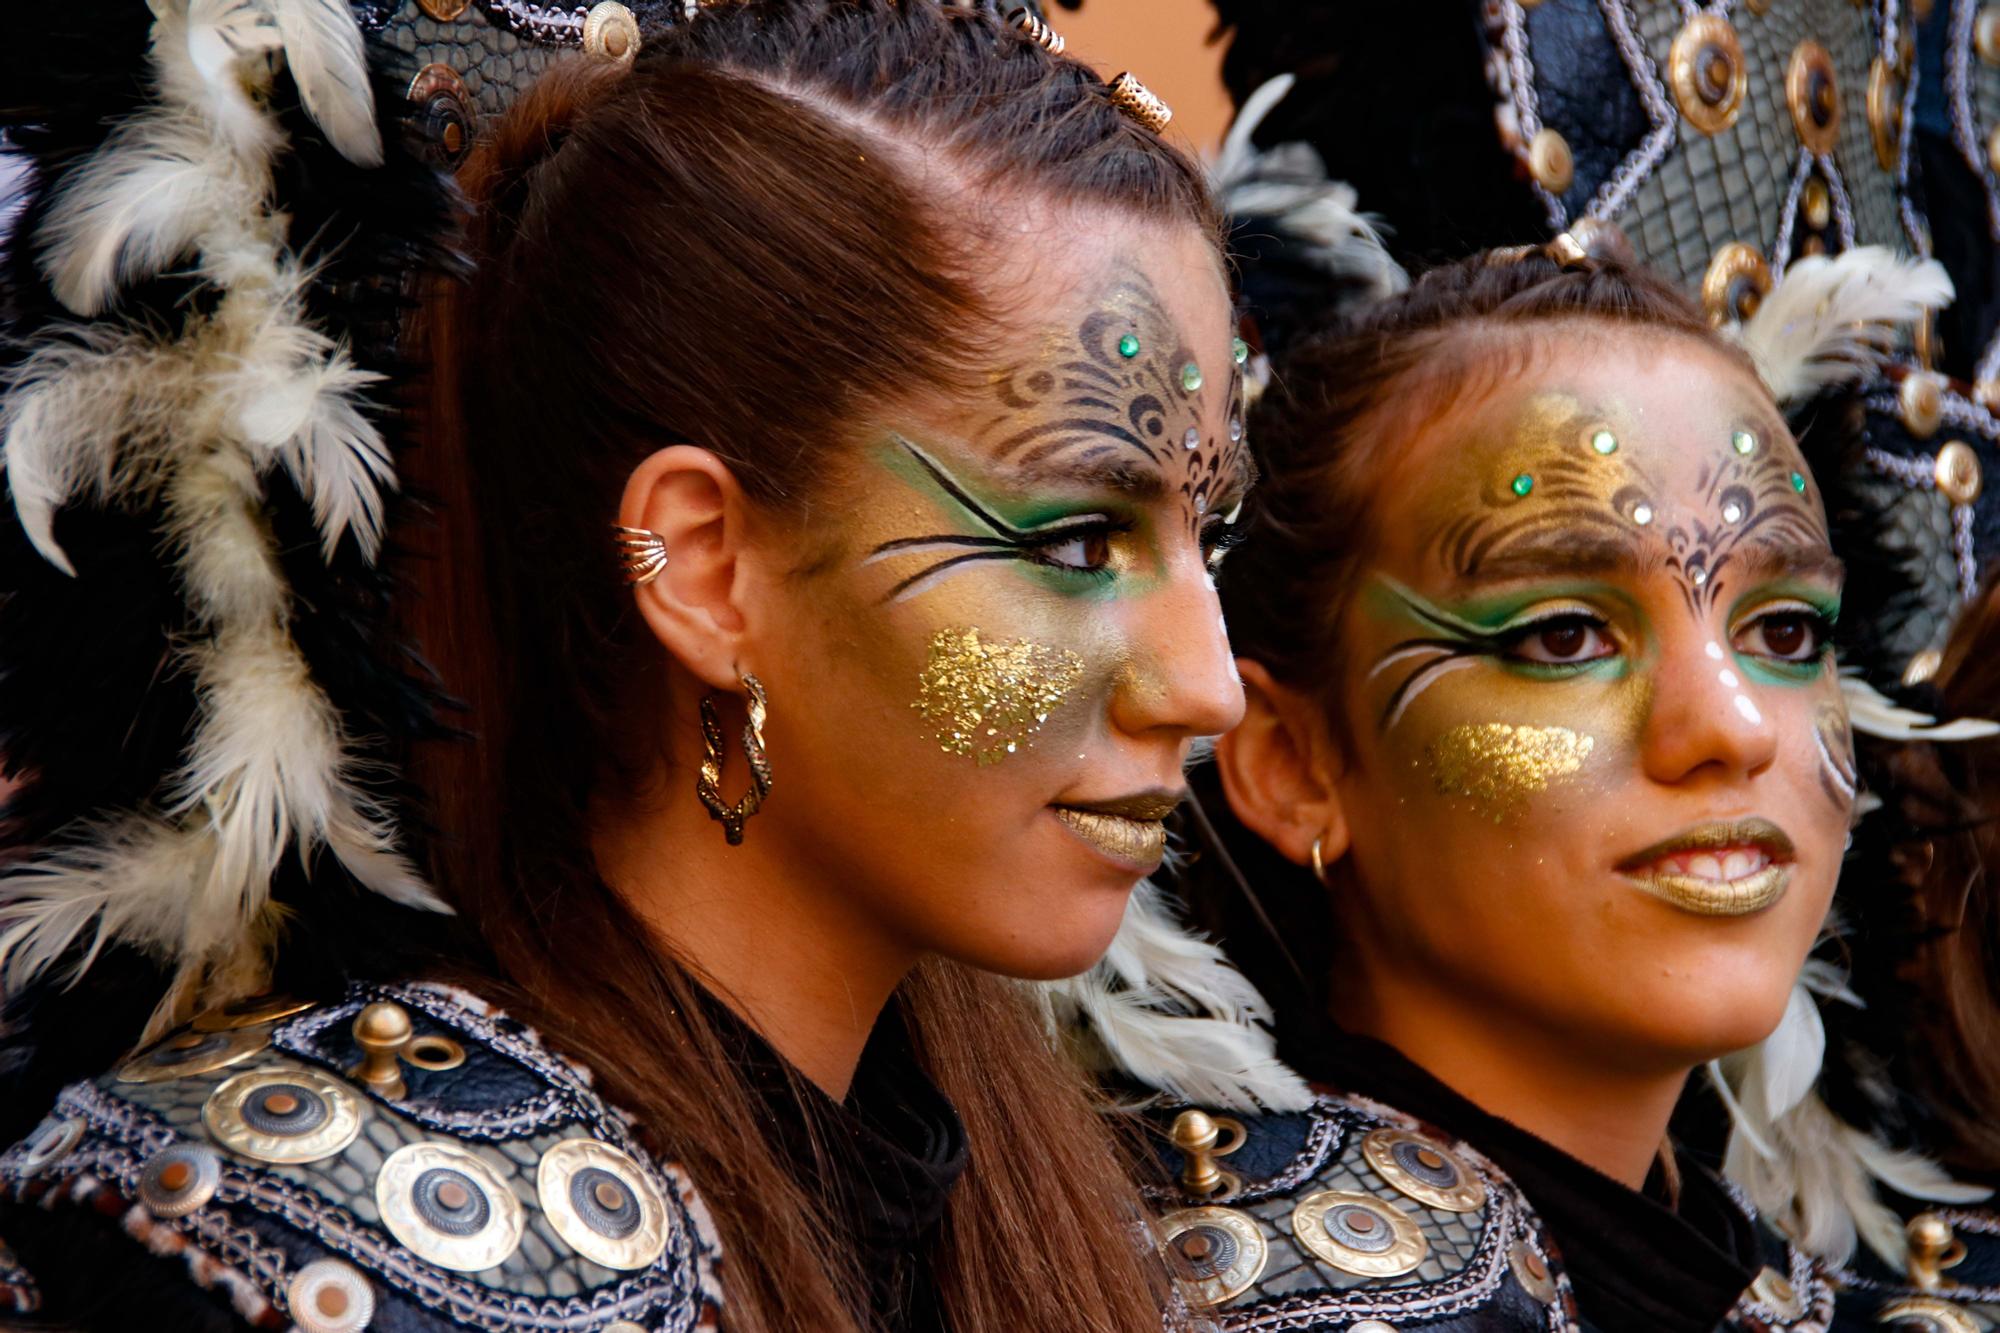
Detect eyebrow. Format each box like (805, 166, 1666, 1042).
(1449, 532, 1664, 584)
(1722, 543, 1846, 588)
(1003, 452, 1168, 501)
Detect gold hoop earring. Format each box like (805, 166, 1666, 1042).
(697, 673, 772, 845)
(1310, 836, 1328, 886)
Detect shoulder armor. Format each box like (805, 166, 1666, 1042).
(0, 981, 723, 1333)
(1145, 1090, 1577, 1331)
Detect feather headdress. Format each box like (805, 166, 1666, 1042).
(1734, 247, 1954, 404)
(0, 0, 446, 1036)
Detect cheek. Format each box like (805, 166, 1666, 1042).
(912, 625, 1084, 765)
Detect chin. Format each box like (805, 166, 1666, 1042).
(954, 884, 1138, 982)
(1624, 975, 1799, 1067)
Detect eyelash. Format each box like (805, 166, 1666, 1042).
(1202, 519, 1246, 572)
(1493, 607, 1615, 667)
(1020, 517, 1131, 579)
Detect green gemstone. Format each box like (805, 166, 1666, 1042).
(1232, 336, 1250, 366)
(1510, 473, 1534, 497)
(1118, 333, 1140, 359)
(1790, 470, 1807, 493)
(1732, 429, 1757, 455)
(1590, 429, 1618, 455)
(1181, 362, 1204, 392)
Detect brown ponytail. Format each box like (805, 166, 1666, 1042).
(405, 3, 1211, 1329)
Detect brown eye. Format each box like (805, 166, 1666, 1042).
(1735, 610, 1828, 662)
(1035, 525, 1119, 574)
(1504, 613, 1615, 665)
(1539, 623, 1587, 658)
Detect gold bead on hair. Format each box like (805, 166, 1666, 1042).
(1108, 72, 1172, 134)
(1007, 7, 1066, 55)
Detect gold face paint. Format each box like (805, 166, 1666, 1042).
(915, 627, 1085, 765)
(1426, 723, 1595, 822)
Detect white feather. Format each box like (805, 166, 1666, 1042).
(1039, 880, 1312, 1112)
(156, 0, 286, 160)
(1735, 248, 1954, 404)
(1842, 673, 2000, 742)
(1758, 982, 1826, 1120)
(271, 0, 383, 167)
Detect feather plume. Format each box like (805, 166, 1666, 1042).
(1841, 674, 2000, 742)
(155, 0, 285, 160)
(1713, 971, 1991, 1268)
(1735, 248, 1954, 404)
(1211, 74, 1406, 304)
(270, 0, 382, 166)
(1040, 880, 1312, 1112)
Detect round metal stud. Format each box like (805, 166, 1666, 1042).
(537, 1138, 671, 1271)
(1509, 1237, 1558, 1302)
(1936, 441, 1984, 505)
(407, 64, 474, 170)
(1751, 1265, 1805, 1320)
(1350, 1324, 1400, 1333)
(1291, 1190, 1427, 1279)
(193, 994, 314, 1032)
(1868, 57, 1902, 170)
(1786, 41, 1841, 155)
(287, 1258, 376, 1333)
(1361, 1129, 1485, 1212)
(15, 1116, 85, 1174)
(402, 1034, 467, 1072)
(1801, 177, 1832, 232)
(1979, 6, 2000, 65)
(1669, 15, 1747, 135)
(1901, 371, 1945, 438)
(1877, 1296, 1981, 1333)
(118, 1024, 271, 1084)
(203, 1066, 361, 1165)
(138, 1143, 221, 1218)
(582, 2, 640, 64)
(377, 1142, 523, 1272)
(417, 0, 469, 19)
(1157, 1205, 1267, 1308)
(1528, 128, 1573, 193)
(1701, 243, 1773, 325)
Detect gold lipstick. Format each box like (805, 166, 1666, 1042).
(1050, 791, 1181, 870)
(1615, 818, 1796, 917)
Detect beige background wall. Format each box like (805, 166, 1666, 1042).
(1053, 0, 1233, 154)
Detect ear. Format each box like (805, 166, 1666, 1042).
(618, 446, 758, 691)
(1213, 658, 1350, 871)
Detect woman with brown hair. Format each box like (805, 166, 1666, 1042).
(0, 2, 1256, 1330)
(1144, 246, 1985, 1332)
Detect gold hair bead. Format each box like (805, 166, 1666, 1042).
(1006, 7, 1065, 55)
(1108, 72, 1173, 134)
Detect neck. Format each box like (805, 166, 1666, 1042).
(1337, 961, 1687, 1189)
(592, 761, 917, 1101)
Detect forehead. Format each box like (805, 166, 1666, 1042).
(1378, 331, 1822, 575)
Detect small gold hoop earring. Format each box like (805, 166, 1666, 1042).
(1310, 836, 1328, 885)
(697, 673, 773, 845)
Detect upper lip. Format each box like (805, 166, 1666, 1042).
(1615, 817, 1797, 872)
(1050, 788, 1186, 822)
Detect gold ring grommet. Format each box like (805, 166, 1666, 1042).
(1801, 176, 1832, 231)
(1750, 1266, 1805, 1320)
(1901, 372, 1944, 438)
(402, 1034, 466, 1072)
(1876, 1296, 1981, 1333)
(1292, 1190, 1428, 1278)
(417, 0, 469, 19)
(1528, 128, 1573, 193)
(1979, 6, 2000, 65)
(138, 1143, 221, 1218)
(376, 1141, 525, 1272)
(1669, 15, 1746, 135)
(536, 1138, 673, 1271)
(15, 1116, 85, 1174)
(1786, 41, 1840, 154)
(1108, 72, 1172, 133)
(203, 1066, 363, 1165)
(1868, 57, 1902, 170)
(1362, 1128, 1487, 1212)
(287, 1258, 376, 1333)
(583, 2, 640, 63)
(118, 1024, 271, 1084)
(407, 63, 474, 168)
(1510, 1238, 1558, 1302)
(1936, 441, 1984, 505)
(1701, 242, 1773, 325)
(1157, 1206, 1267, 1307)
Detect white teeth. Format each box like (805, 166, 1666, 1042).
(1721, 850, 1754, 880)
(1687, 854, 1725, 881)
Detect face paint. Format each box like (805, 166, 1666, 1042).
(1426, 723, 1595, 822)
(1812, 701, 1858, 813)
(915, 627, 1084, 765)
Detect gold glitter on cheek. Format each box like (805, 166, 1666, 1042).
(914, 627, 1086, 765)
(1426, 723, 1596, 822)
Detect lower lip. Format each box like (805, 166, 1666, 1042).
(1623, 863, 1793, 917)
(1051, 807, 1167, 871)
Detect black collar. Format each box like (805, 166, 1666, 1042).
(1297, 1029, 1759, 1333)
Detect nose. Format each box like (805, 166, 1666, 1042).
(1638, 630, 1780, 787)
(1108, 563, 1245, 741)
